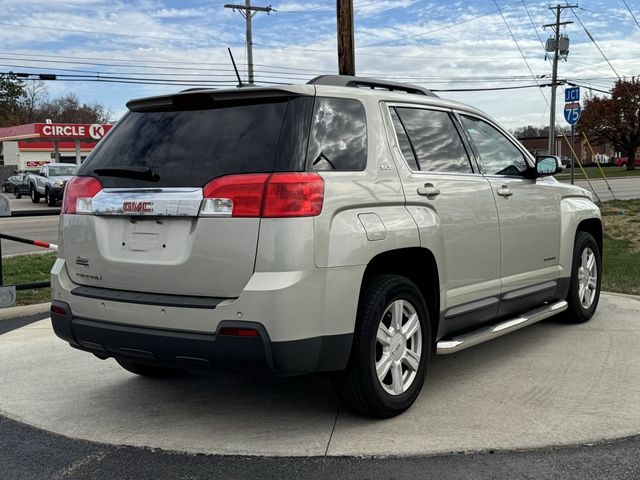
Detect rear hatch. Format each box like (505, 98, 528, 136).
(62, 89, 314, 298)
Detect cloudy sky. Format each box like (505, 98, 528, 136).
(1, 0, 639, 129)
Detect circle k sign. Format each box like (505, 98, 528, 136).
(35, 123, 112, 140)
(89, 124, 106, 140)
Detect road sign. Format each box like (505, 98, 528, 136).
(565, 86, 580, 102)
(564, 101, 581, 125)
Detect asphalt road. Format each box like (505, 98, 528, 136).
(1, 316, 639, 480)
(0, 197, 59, 255)
(574, 177, 640, 201)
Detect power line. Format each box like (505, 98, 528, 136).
(357, 0, 522, 48)
(621, 0, 640, 31)
(4, 70, 564, 93)
(569, 7, 622, 81)
(493, 1, 546, 96)
(0, 22, 233, 45)
(432, 84, 551, 92)
(521, 0, 548, 55)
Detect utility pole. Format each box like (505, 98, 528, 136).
(543, 4, 577, 155)
(224, 1, 273, 85)
(336, 0, 355, 76)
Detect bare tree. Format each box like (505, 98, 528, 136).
(21, 81, 48, 123)
(36, 94, 111, 124)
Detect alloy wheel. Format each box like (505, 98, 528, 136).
(577, 247, 598, 309)
(375, 299, 422, 396)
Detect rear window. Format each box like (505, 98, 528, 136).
(79, 96, 313, 188)
(49, 165, 78, 176)
(307, 97, 367, 171)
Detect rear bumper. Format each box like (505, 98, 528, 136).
(51, 300, 353, 374)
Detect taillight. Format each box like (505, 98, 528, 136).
(201, 173, 269, 217)
(262, 173, 324, 217)
(200, 173, 324, 218)
(62, 176, 102, 214)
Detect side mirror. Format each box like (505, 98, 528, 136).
(535, 155, 563, 176)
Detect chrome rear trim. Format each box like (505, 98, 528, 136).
(436, 300, 568, 355)
(90, 187, 203, 217)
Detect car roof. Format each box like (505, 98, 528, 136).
(126, 76, 489, 118)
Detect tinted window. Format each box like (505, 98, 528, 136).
(393, 108, 472, 173)
(80, 97, 311, 188)
(461, 115, 528, 176)
(390, 108, 419, 171)
(49, 165, 78, 176)
(307, 98, 367, 171)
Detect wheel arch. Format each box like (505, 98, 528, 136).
(360, 247, 440, 343)
(576, 217, 603, 255)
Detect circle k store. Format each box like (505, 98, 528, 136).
(0, 122, 112, 171)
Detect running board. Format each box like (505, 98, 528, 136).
(436, 300, 568, 355)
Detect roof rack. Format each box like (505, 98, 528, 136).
(307, 75, 438, 97)
(179, 87, 215, 93)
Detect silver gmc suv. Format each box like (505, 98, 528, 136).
(51, 76, 602, 418)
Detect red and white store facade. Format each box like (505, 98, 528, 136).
(0, 122, 112, 171)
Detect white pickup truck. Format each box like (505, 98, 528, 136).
(29, 163, 78, 206)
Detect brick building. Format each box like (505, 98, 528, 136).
(517, 135, 615, 165)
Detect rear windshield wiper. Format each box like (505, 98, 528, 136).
(92, 166, 160, 181)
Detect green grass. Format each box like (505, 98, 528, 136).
(2, 252, 56, 306)
(600, 199, 640, 296)
(556, 166, 640, 181)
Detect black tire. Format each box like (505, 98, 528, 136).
(332, 274, 431, 418)
(45, 189, 56, 207)
(30, 186, 40, 203)
(14, 188, 21, 199)
(562, 231, 602, 323)
(116, 359, 182, 378)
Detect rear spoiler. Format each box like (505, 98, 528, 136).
(126, 86, 315, 112)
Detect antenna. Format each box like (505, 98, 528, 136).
(227, 48, 244, 88)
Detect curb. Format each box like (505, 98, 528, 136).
(3, 250, 55, 258)
(0, 302, 50, 320)
(602, 291, 640, 301)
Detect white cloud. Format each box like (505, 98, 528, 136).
(1, 0, 638, 129)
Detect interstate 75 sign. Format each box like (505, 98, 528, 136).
(564, 86, 581, 125)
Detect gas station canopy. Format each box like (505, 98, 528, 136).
(0, 122, 112, 167)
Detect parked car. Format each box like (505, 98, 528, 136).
(615, 157, 640, 167)
(50, 76, 602, 418)
(28, 163, 78, 206)
(2, 173, 30, 198)
(2, 177, 12, 193)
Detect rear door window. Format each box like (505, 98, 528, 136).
(79, 96, 312, 188)
(307, 98, 367, 171)
(392, 107, 472, 173)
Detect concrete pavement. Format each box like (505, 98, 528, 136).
(0, 293, 638, 457)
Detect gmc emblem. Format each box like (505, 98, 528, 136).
(122, 201, 153, 213)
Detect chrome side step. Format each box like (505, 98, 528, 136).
(436, 300, 568, 355)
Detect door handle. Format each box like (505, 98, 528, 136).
(497, 185, 513, 197)
(417, 183, 440, 198)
